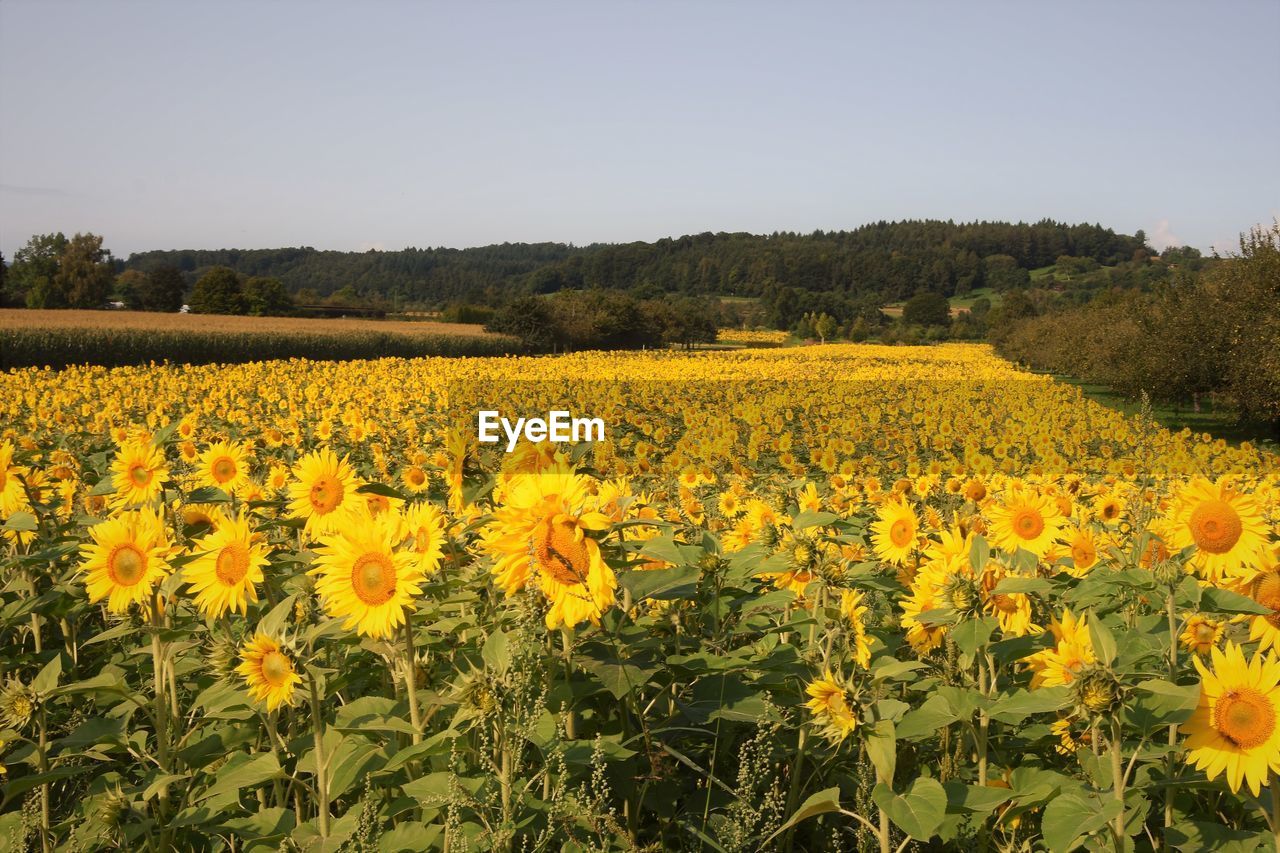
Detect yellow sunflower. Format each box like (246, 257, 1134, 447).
(481, 464, 616, 630)
(840, 589, 872, 667)
(287, 447, 361, 538)
(109, 440, 169, 508)
(987, 488, 1065, 559)
(1235, 555, 1280, 653)
(184, 509, 269, 618)
(195, 440, 252, 493)
(310, 508, 424, 639)
(1182, 642, 1280, 796)
(1168, 478, 1270, 582)
(1024, 609, 1095, 689)
(1180, 614, 1225, 658)
(402, 501, 447, 576)
(900, 567, 948, 654)
(79, 508, 172, 613)
(982, 568, 1042, 637)
(236, 634, 301, 711)
(1065, 526, 1099, 577)
(805, 671, 859, 742)
(0, 441, 27, 518)
(400, 465, 430, 494)
(871, 497, 918, 565)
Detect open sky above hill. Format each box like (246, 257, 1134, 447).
(1, 0, 1277, 258)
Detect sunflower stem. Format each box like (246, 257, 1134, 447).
(402, 612, 423, 746)
(150, 593, 171, 815)
(36, 706, 50, 853)
(1270, 774, 1280, 853)
(1110, 718, 1126, 850)
(1165, 589, 1178, 835)
(976, 659, 989, 788)
(307, 672, 332, 838)
(560, 628, 576, 740)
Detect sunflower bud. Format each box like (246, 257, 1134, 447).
(1074, 666, 1124, 717)
(0, 678, 36, 730)
(942, 574, 983, 619)
(1151, 558, 1184, 587)
(95, 785, 132, 829)
(205, 633, 240, 682)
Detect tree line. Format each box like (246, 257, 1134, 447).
(996, 223, 1280, 433)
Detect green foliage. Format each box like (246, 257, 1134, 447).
(241, 276, 294, 316)
(902, 291, 951, 327)
(138, 265, 186, 312)
(188, 266, 246, 315)
(486, 291, 718, 352)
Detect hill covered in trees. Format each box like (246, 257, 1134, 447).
(121, 219, 1150, 325)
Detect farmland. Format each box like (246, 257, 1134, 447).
(0, 310, 517, 369)
(1, 343, 1279, 851)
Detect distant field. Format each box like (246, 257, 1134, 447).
(0, 309, 495, 338)
(881, 286, 1002, 318)
(0, 309, 519, 369)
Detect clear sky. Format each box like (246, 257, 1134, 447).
(2, 0, 1277, 259)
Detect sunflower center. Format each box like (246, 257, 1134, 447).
(1214, 688, 1276, 750)
(1072, 540, 1096, 567)
(1194, 623, 1218, 643)
(366, 495, 390, 515)
(211, 456, 237, 484)
(406, 468, 426, 486)
(1012, 508, 1045, 540)
(991, 593, 1019, 614)
(128, 463, 152, 488)
(309, 475, 343, 514)
(261, 651, 291, 686)
(413, 528, 434, 554)
(1189, 499, 1243, 554)
(1251, 572, 1280, 628)
(215, 542, 251, 585)
(1102, 502, 1120, 521)
(107, 544, 146, 586)
(889, 518, 913, 548)
(534, 519, 591, 586)
(351, 552, 397, 606)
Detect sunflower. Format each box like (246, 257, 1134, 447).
(1180, 614, 1225, 657)
(871, 497, 918, 565)
(481, 464, 616, 630)
(109, 441, 169, 508)
(1064, 526, 1099, 577)
(184, 509, 269, 618)
(235, 634, 301, 712)
(1235, 557, 1280, 653)
(840, 589, 872, 667)
(1093, 492, 1125, 526)
(805, 671, 859, 742)
(195, 440, 251, 493)
(287, 447, 361, 538)
(0, 441, 27, 518)
(900, 568, 947, 654)
(1024, 609, 1095, 689)
(1182, 642, 1280, 796)
(79, 508, 172, 613)
(310, 508, 424, 639)
(982, 569, 1042, 637)
(1167, 478, 1270, 582)
(402, 501, 447, 576)
(400, 465, 430, 494)
(987, 488, 1065, 559)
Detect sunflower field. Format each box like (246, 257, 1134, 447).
(1, 342, 1279, 852)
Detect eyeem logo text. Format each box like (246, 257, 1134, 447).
(477, 410, 605, 453)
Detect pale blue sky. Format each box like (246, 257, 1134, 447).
(2, 0, 1277, 259)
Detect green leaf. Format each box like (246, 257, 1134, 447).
(356, 482, 410, 501)
(186, 486, 231, 504)
(1165, 820, 1270, 853)
(872, 777, 946, 840)
(952, 616, 998, 657)
(969, 535, 990, 573)
(791, 510, 839, 529)
(943, 780, 1011, 814)
(380, 821, 444, 852)
(620, 564, 701, 601)
(864, 719, 896, 784)
(1199, 587, 1272, 616)
(989, 687, 1071, 723)
(1041, 792, 1123, 853)
(197, 753, 281, 803)
(222, 807, 296, 842)
(482, 630, 511, 674)
(1, 511, 37, 532)
(256, 593, 296, 639)
(30, 654, 62, 694)
(760, 787, 842, 847)
(991, 576, 1052, 595)
(1088, 615, 1118, 667)
(897, 694, 959, 740)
